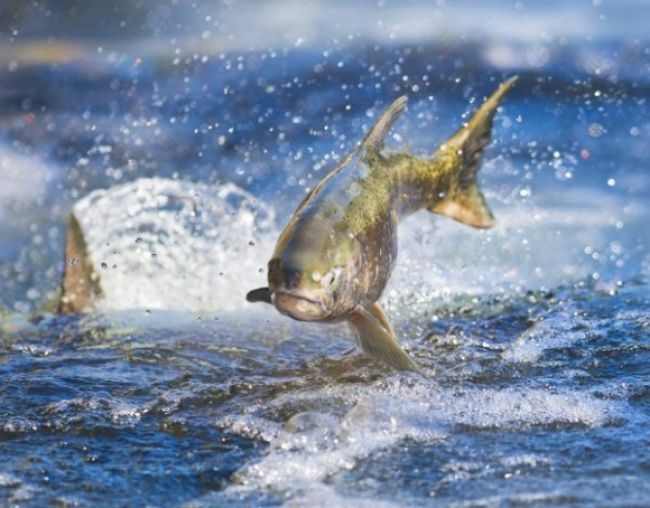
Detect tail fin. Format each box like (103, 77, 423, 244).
(431, 76, 517, 229)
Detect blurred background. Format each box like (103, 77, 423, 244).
(0, 0, 648, 312)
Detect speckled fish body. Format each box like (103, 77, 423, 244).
(248, 77, 517, 371)
(271, 147, 473, 311)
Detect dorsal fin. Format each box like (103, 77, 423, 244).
(360, 95, 408, 155)
(58, 213, 103, 313)
(289, 95, 409, 216)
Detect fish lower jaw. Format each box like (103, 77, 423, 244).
(277, 310, 326, 323)
(272, 290, 329, 322)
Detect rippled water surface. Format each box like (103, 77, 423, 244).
(1, 283, 649, 506)
(0, 0, 649, 506)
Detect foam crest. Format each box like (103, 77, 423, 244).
(45, 394, 143, 428)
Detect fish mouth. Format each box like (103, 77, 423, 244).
(272, 288, 329, 322)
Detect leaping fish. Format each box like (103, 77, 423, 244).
(247, 77, 518, 371)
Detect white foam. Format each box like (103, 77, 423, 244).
(44, 394, 145, 428)
(1, 416, 39, 434)
(217, 374, 621, 503)
(502, 309, 587, 363)
(0, 472, 21, 488)
(283, 484, 399, 508)
(109, 402, 143, 425)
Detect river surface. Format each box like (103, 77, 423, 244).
(0, 1, 649, 506)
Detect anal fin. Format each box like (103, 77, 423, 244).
(348, 305, 417, 371)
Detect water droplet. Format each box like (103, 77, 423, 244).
(588, 123, 605, 137)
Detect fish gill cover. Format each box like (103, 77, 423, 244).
(0, 0, 648, 506)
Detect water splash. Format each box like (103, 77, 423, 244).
(72, 177, 277, 313)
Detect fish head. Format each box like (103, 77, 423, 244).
(267, 230, 363, 321)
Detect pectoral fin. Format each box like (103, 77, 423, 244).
(246, 287, 272, 304)
(367, 301, 396, 337)
(348, 305, 418, 371)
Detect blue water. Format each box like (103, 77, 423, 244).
(0, 1, 649, 506)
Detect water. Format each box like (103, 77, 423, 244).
(1, 1, 649, 506)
